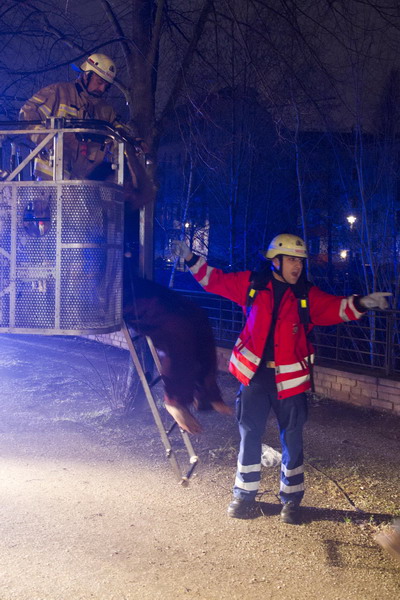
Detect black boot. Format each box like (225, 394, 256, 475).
(227, 497, 259, 519)
(280, 501, 301, 524)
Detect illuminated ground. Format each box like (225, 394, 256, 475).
(0, 333, 399, 600)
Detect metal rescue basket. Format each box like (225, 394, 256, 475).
(0, 119, 197, 482)
(0, 119, 125, 335)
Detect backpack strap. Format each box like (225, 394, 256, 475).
(245, 269, 271, 316)
(294, 279, 313, 326)
(297, 295, 310, 326)
(295, 281, 314, 391)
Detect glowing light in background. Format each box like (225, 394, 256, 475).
(346, 215, 357, 228)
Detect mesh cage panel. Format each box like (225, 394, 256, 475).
(0, 181, 124, 334)
(62, 185, 115, 244)
(0, 185, 13, 329)
(60, 247, 121, 330)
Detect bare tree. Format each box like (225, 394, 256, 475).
(0, 0, 216, 275)
(2, 0, 400, 291)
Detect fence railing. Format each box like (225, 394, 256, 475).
(176, 289, 400, 378)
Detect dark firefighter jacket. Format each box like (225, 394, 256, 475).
(19, 79, 117, 180)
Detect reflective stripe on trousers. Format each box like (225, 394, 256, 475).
(233, 366, 308, 504)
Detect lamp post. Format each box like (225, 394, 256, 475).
(346, 215, 357, 290)
(347, 215, 357, 229)
(339, 249, 349, 293)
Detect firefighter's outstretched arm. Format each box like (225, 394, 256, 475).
(359, 292, 392, 310)
(171, 240, 193, 261)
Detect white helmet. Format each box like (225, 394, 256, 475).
(80, 53, 116, 84)
(264, 233, 308, 259)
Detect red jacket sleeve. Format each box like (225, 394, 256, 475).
(188, 256, 251, 306)
(309, 286, 364, 325)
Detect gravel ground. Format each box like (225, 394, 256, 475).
(0, 333, 399, 600)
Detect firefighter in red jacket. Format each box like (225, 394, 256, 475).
(172, 234, 391, 524)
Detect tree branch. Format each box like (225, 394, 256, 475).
(158, 0, 214, 127)
(100, 0, 131, 63)
(3, 36, 131, 99)
(147, 0, 165, 71)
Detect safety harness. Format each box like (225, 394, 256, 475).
(246, 268, 315, 392)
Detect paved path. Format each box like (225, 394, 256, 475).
(0, 334, 399, 600)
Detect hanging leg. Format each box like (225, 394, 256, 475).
(122, 321, 198, 483)
(145, 335, 199, 471)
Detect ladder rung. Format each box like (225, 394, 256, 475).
(166, 421, 178, 435)
(148, 374, 162, 388)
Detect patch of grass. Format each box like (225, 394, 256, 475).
(71, 348, 142, 414)
(343, 515, 353, 524)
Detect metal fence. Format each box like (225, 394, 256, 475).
(176, 289, 400, 378)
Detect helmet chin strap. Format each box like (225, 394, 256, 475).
(272, 255, 291, 285)
(81, 72, 89, 87)
(78, 72, 90, 92)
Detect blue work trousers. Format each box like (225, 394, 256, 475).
(233, 366, 308, 505)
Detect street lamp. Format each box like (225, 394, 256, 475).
(345, 215, 357, 295)
(340, 249, 348, 259)
(347, 215, 357, 229)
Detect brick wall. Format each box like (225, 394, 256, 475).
(313, 365, 400, 416)
(85, 330, 129, 351)
(89, 332, 400, 417)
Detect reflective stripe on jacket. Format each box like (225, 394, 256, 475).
(188, 256, 364, 399)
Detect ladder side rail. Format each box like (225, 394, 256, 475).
(145, 335, 199, 474)
(121, 321, 184, 483)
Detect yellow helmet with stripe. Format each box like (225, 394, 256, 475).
(264, 234, 308, 259)
(80, 54, 116, 84)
